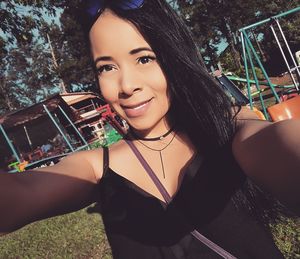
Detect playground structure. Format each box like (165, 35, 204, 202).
(214, 72, 267, 120)
(215, 71, 249, 105)
(238, 6, 300, 121)
(0, 95, 89, 172)
(95, 104, 125, 146)
(0, 93, 124, 172)
(3, 6, 300, 170)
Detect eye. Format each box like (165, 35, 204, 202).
(96, 64, 115, 75)
(137, 55, 156, 65)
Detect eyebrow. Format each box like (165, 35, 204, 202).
(129, 47, 153, 55)
(94, 47, 154, 66)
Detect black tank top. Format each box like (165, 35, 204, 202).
(97, 144, 284, 259)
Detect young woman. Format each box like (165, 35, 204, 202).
(1, 1, 299, 258)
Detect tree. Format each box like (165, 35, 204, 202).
(0, 0, 98, 115)
(55, 4, 97, 93)
(176, 0, 300, 74)
(0, 1, 61, 114)
(253, 0, 300, 75)
(177, 0, 261, 70)
(0, 0, 60, 46)
(0, 37, 60, 114)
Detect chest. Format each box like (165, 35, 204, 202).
(99, 147, 246, 225)
(108, 141, 197, 203)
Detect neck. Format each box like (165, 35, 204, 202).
(131, 127, 174, 141)
(130, 122, 173, 141)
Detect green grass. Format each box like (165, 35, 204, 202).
(270, 216, 300, 259)
(0, 205, 112, 259)
(1, 207, 298, 259)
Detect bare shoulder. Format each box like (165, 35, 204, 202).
(233, 117, 272, 143)
(71, 147, 104, 183)
(108, 139, 133, 164)
(233, 118, 300, 152)
(232, 119, 300, 211)
(38, 148, 104, 184)
(233, 105, 262, 121)
(72, 139, 134, 183)
(232, 118, 272, 176)
(89, 140, 131, 180)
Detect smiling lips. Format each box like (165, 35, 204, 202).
(121, 98, 153, 118)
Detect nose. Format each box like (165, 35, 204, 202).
(119, 67, 142, 96)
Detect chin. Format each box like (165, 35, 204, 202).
(128, 118, 168, 133)
(127, 121, 153, 132)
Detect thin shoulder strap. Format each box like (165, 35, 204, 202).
(102, 146, 109, 178)
(124, 138, 237, 259)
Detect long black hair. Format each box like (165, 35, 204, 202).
(78, 0, 293, 229)
(79, 0, 236, 156)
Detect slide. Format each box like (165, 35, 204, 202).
(216, 74, 249, 105)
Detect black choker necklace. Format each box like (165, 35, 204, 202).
(131, 127, 174, 141)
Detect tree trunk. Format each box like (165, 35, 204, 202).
(221, 17, 242, 70)
(230, 41, 242, 70)
(0, 82, 15, 111)
(252, 31, 267, 62)
(47, 33, 67, 93)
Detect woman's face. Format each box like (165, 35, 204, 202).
(89, 10, 170, 133)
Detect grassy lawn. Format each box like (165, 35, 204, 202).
(1, 206, 298, 259)
(271, 216, 300, 259)
(0, 204, 112, 259)
(1, 138, 299, 258)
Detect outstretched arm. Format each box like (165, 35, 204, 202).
(233, 119, 300, 215)
(0, 148, 103, 234)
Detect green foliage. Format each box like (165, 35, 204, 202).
(89, 140, 104, 149)
(177, 0, 260, 69)
(0, 0, 97, 115)
(2, 0, 300, 114)
(177, 0, 300, 75)
(88, 129, 123, 149)
(0, 1, 60, 45)
(104, 129, 123, 147)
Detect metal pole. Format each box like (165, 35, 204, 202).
(91, 99, 96, 110)
(241, 31, 253, 109)
(58, 105, 89, 148)
(43, 105, 75, 152)
(239, 6, 300, 31)
(242, 30, 281, 103)
(23, 125, 33, 150)
(274, 6, 300, 20)
(244, 38, 269, 120)
(275, 18, 300, 87)
(270, 24, 299, 90)
(0, 124, 21, 163)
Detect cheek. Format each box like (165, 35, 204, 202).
(147, 65, 168, 90)
(99, 80, 117, 103)
(152, 72, 169, 103)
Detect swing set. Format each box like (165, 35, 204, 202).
(238, 6, 300, 121)
(0, 103, 89, 173)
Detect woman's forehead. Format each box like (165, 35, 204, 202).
(89, 10, 150, 55)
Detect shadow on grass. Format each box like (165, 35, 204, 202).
(0, 169, 112, 259)
(0, 204, 112, 259)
